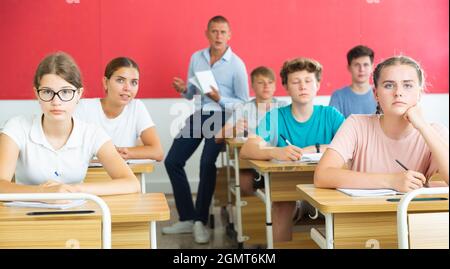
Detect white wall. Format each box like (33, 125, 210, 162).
(1, 94, 448, 193)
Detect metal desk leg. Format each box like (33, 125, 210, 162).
(234, 147, 245, 243)
(140, 173, 146, 194)
(150, 221, 157, 249)
(325, 213, 334, 249)
(225, 144, 234, 227)
(263, 172, 273, 249)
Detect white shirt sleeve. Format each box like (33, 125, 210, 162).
(135, 99, 155, 136)
(90, 125, 112, 156)
(1, 116, 27, 150)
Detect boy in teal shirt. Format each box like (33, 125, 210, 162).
(257, 104, 343, 148)
(240, 57, 344, 242)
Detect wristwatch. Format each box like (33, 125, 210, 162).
(315, 143, 320, 153)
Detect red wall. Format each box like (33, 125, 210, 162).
(0, 0, 448, 99)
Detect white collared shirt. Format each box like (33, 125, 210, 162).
(226, 98, 288, 136)
(182, 47, 249, 112)
(1, 115, 110, 185)
(74, 98, 155, 147)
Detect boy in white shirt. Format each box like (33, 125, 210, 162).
(216, 66, 287, 194)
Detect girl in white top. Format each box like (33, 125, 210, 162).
(315, 56, 449, 191)
(75, 57, 163, 161)
(0, 52, 140, 195)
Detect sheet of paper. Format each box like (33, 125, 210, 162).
(188, 76, 201, 91)
(88, 157, 101, 167)
(89, 159, 156, 167)
(337, 188, 400, 197)
(270, 153, 323, 164)
(233, 137, 248, 143)
(126, 159, 156, 164)
(4, 200, 86, 210)
(194, 70, 218, 94)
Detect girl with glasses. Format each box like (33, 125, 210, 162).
(0, 52, 141, 195)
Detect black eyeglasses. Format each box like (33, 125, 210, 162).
(37, 88, 79, 102)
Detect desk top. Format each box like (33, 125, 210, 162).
(88, 163, 154, 174)
(0, 193, 170, 223)
(296, 184, 449, 214)
(225, 138, 247, 148)
(249, 160, 317, 173)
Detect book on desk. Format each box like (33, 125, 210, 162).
(270, 153, 323, 164)
(4, 200, 86, 210)
(337, 188, 401, 197)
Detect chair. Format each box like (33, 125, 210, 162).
(0, 193, 111, 249)
(397, 187, 449, 249)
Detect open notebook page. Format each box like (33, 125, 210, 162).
(4, 200, 86, 210)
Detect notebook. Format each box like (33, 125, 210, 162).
(233, 137, 248, 143)
(271, 153, 323, 164)
(89, 159, 155, 167)
(4, 200, 86, 210)
(127, 159, 156, 165)
(337, 188, 402, 197)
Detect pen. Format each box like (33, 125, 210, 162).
(26, 210, 95, 216)
(279, 134, 292, 146)
(395, 159, 429, 187)
(395, 159, 408, 171)
(386, 197, 447, 202)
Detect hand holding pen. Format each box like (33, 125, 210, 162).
(270, 134, 303, 161)
(394, 159, 428, 192)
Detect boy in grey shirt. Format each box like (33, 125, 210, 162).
(329, 45, 377, 118)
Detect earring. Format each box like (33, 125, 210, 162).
(376, 103, 382, 114)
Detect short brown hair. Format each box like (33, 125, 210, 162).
(280, 57, 323, 85)
(104, 57, 139, 79)
(250, 66, 275, 84)
(207, 15, 230, 29)
(347, 45, 374, 65)
(33, 52, 82, 89)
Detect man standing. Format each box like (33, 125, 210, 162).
(163, 16, 249, 244)
(329, 45, 377, 118)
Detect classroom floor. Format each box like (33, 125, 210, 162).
(156, 195, 324, 249)
(156, 196, 237, 249)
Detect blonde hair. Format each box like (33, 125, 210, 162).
(250, 66, 275, 83)
(373, 56, 425, 114)
(373, 55, 425, 89)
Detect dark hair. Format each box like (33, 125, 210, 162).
(33, 52, 82, 89)
(207, 15, 230, 29)
(347, 45, 374, 65)
(250, 66, 275, 84)
(280, 57, 322, 85)
(373, 55, 425, 114)
(104, 57, 139, 79)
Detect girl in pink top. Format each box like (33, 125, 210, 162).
(315, 56, 449, 192)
